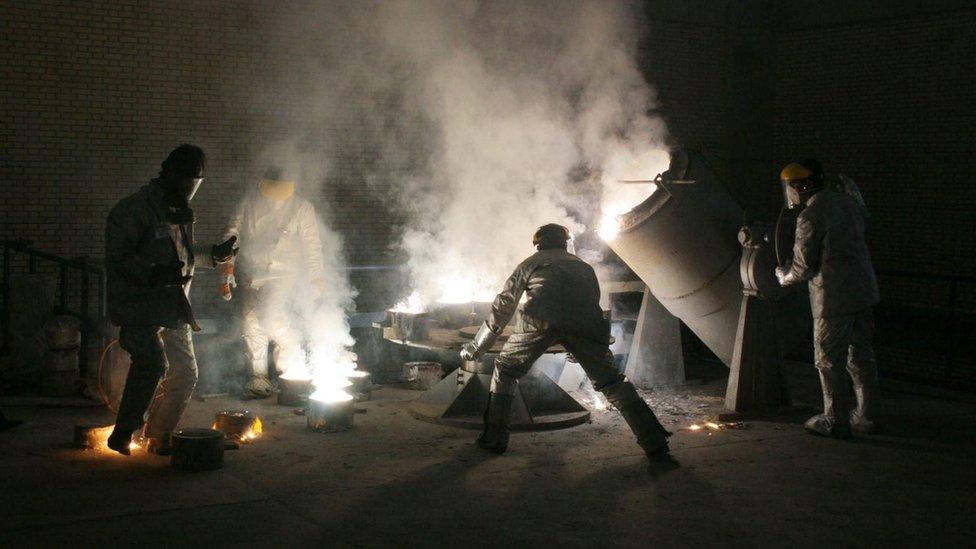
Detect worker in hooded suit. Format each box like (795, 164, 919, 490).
(104, 144, 237, 455)
(220, 166, 327, 398)
(461, 224, 672, 462)
(776, 160, 882, 438)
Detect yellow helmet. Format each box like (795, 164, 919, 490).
(780, 163, 813, 183)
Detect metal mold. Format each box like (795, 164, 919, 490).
(307, 397, 354, 432)
(278, 377, 312, 407)
(171, 428, 225, 471)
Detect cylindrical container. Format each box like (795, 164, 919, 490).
(347, 371, 372, 395)
(607, 149, 744, 366)
(412, 362, 443, 390)
(278, 377, 312, 407)
(44, 315, 81, 350)
(41, 315, 81, 396)
(388, 311, 430, 341)
(171, 428, 225, 471)
(306, 397, 355, 433)
(402, 362, 420, 383)
(212, 410, 261, 442)
(73, 424, 112, 449)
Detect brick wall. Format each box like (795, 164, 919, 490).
(0, 1, 736, 317)
(771, 9, 976, 313)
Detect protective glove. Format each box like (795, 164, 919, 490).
(775, 265, 793, 287)
(169, 206, 195, 225)
(460, 342, 480, 362)
(459, 321, 500, 362)
(211, 236, 237, 264)
(218, 261, 236, 301)
(149, 261, 188, 287)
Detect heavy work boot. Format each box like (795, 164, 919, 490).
(146, 432, 173, 456)
(603, 380, 672, 462)
(805, 369, 852, 439)
(243, 374, 274, 399)
(107, 427, 134, 456)
(849, 361, 882, 434)
(477, 393, 514, 454)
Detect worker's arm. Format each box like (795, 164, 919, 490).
(297, 202, 327, 287)
(461, 262, 529, 361)
(104, 204, 154, 287)
(777, 214, 822, 286)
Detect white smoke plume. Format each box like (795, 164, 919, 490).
(261, 0, 669, 312)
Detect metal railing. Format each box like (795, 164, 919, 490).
(1, 238, 106, 377)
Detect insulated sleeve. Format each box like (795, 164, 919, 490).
(486, 262, 529, 332)
(297, 201, 326, 282)
(784, 213, 822, 284)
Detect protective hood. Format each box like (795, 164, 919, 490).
(259, 179, 295, 203)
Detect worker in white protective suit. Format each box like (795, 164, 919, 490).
(220, 166, 327, 398)
(776, 160, 882, 438)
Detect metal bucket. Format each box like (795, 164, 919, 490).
(212, 410, 260, 442)
(278, 377, 312, 407)
(387, 310, 430, 341)
(412, 362, 443, 390)
(307, 397, 354, 433)
(171, 428, 225, 471)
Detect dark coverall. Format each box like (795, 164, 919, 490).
(105, 180, 201, 439)
(485, 248, 669, 452)
(780, 188, 881, 430)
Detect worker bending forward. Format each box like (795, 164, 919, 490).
(461, 224, 672, 462)
(105, 145, 236, 455)
(221, 166, 327, 398)
(777, 160, 881, 438)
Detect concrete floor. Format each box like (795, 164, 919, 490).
(1, 365, 974, 548)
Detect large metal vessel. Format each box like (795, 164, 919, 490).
(608, 150, 744, 366)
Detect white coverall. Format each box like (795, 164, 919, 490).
(223, 192, 325, 377)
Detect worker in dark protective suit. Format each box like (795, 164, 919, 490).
(104, 144, 237, 455)
(776, 160, 881, 438)
(461, 224, 672, 461)
(220, 166, 327, 398)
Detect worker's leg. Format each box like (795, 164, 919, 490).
(478, 329, 558, 454)
(241, 288, 273, 397)
(848, 308, 881, 433)
(143, 324, 199, 448)
(265, 300, 304, 376)
(109, 326, 166, 454)
(807, 315, 855, 438)
(563, 333, 670, 460)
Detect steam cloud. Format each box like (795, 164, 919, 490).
(259, 0, 670, 310)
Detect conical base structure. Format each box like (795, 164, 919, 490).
(409, 359, 590, 431)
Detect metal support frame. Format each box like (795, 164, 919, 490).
(602, 280, 685, 388)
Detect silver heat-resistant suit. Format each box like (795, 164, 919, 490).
(223, 192, 325, 380)
(779, 188, 881, 433)
(470, 248, 670, 455)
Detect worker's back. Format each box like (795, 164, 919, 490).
(517, 249, 605, 336)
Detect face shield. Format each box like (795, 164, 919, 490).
(783, 180, 803, 209)
(181, 176, 204, 202)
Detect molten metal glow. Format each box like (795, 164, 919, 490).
(391, 290, 426, 313)
(598, 149, 668, 242)
(689, 424, 702, 431)
(705, 422, 721, 430)
(309, 388, 354, 404)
